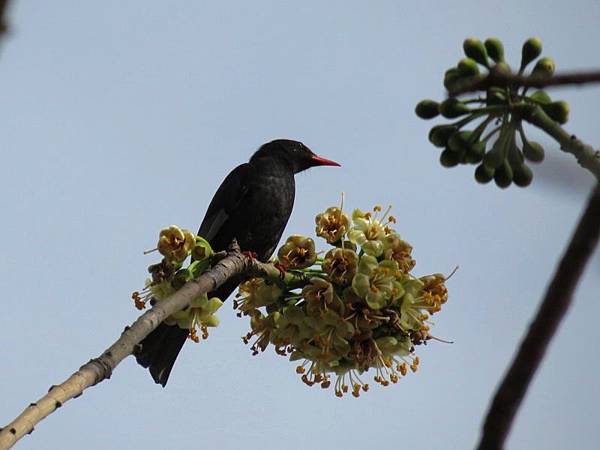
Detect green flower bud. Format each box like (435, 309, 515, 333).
(466, 141, 486, 164)
(463, 37, 488, 67)
(513, 164, 533, 187)
(532, 57, 555, 77)
(474, 163, 494, 184)
(447, 130, 472, 152)
(529, 90, 551, 104)
(428, 124, 457, 148)
(415, 100, 440, 119)
(191, 236, 213, 262)
(440, 148, 460, 167)
(465, 153, 482, 165)
(483, 125, 513, 170)
(494, 162, 513, 188)
(493, 62, 512, 76)
(542, 100, 569, 124)
(507, 136, 524, 170)
(483, 149, 503, 170)
(521, 37, 543, 69)
(484, 38, 504, 63)
(522, 141, 545, 163)
(457, 58, 480, 77)
(439, 98, 471, 118)
(470, 140, 486, 156)
(443, 68, 461, 90)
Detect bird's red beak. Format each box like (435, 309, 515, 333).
(309, 153, 341, 167)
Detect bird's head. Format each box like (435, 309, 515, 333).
(250, 139, 340, 173)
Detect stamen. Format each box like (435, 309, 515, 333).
(428, 335, 454, 344)
(445, 266, 459, 281)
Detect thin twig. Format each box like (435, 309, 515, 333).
(476, 184, 600, 450)
(0, 249, 308, 449)
(449, 69, 600, 97)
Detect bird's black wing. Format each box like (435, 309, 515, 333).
(135, 163, 255, 387)
(198, 162, 253, 243)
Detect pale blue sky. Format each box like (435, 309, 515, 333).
(2, 1, 599, 449)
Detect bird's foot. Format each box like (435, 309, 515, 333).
(242, 251, 258, 261)
(274, 263, 287, 279)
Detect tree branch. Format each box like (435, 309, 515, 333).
(0, 0, 11, 43)
(449, 68, 600, 97)
(518, 105, 600, 181)
(476, 184, 600, 450)
(0, 249, 308, 449)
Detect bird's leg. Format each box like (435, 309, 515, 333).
(274, 262, 287, 279)
(242, 250, 258, 260)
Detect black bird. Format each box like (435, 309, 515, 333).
(134, 139, 340, 386)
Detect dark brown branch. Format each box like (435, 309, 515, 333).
(476, 184, 600, 450)
(449, 69, 600, 97)
(0, 0, 12, 41)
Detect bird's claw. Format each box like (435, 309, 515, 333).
(242, 251, 258, 261)
(274, 263, 287, 279)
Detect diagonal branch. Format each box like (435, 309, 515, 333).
(476, 184, 600, 450)
(449, 68, 600, 97)
(0, 248, 308, 450)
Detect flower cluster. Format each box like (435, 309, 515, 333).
(415, 37, 569, 188)
(132, 225, 221, 342)
(237, 205, 450, 397)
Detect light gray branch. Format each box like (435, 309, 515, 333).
(0, 249, 307, 449)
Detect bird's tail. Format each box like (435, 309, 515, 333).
(134, 322, 189, 387)
(134, 279, 241, 386)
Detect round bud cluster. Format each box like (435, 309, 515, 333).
(237, 205, 450, 397)
(415, 37, 570, 188)
(132, 226, 220, 342)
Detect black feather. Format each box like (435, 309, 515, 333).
(135, 139, 338, 386)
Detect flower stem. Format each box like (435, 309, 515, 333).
(516, 104, 600, 180)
